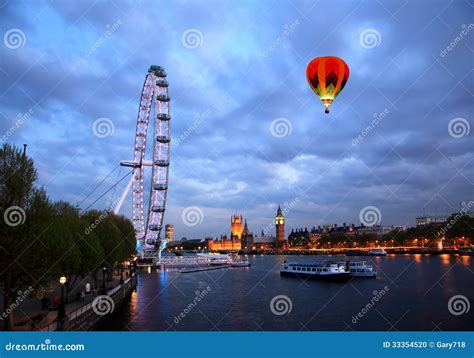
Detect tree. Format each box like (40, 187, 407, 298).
(111, 214, 136, 261)
(0, 143, 56, 330)
(443, 215, 474, 242)
(54, 205, 105, 292)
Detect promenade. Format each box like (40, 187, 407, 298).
(1, 271, 131, 331)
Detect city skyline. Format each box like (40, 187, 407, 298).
(1, 1, 473, 240)
(167, 200, 473, 241)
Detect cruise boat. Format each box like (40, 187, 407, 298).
(349, 261, 377, 278)
(196, 252, 232, 265)
(367, 249, 387, 256)
(197, 253, 231, 260)
(280, 261, 351, 281)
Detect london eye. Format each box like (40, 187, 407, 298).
(115, 65, 171, 259)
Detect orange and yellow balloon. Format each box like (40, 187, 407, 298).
(306, 56, 349, 113)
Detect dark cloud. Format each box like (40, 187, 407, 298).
(1, 0, 472, 239)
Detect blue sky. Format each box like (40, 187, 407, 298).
(1, 0, 473, 240)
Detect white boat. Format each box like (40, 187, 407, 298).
(197, 253, 231, 260)
(349, 261, 377, 278)
(280, 261, 351, 281)
(367, 249, 387, 256)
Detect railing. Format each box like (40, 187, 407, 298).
(39, 274, 135, 331)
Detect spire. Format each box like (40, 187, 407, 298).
(277, 205, 283, 216)
(244, 219, 248, 229)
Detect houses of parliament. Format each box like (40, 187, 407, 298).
(206, 207, 287, 251)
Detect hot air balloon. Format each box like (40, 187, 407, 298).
(306, 56, 349, 113)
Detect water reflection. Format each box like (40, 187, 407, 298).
(159, 270, 168, 285)
(459, 255, 471, 265)
(129, 291, 138, 316)
(440, 254, 451, 266)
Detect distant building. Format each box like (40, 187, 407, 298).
(357, 225, 394, 236)
(206, 235, 241, 251)
(231, 214, 243, 240)
(253, 230, 276, 249)
(289, 223, 402, 247)
(288, 228, 310, 247)
(275, 206, 287, 249)
(241, 220, 254, 250)
(416, 215, 448, 227)
(416, 202, 474, 227)
(165, 224, 174, 242)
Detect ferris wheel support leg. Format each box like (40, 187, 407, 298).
(113, 173, 134, 215)
(157, 239, 168, 262)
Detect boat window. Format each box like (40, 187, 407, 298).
(323, 268, 327, 272)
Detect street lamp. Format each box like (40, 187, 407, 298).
(101, 266, 107, 294)
(57, 276, 66, 320)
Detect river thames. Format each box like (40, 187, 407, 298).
(100, 254, 473, 331)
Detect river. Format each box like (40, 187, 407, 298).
(99, 254, 473, 331)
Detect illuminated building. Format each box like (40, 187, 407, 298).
(275, 206, 287, 249)
(206, 235, 241, 251)
(165, 224, 174, 242)
(231, 214, 243, 240)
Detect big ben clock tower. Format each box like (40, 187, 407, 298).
(275, 205, 286, 249)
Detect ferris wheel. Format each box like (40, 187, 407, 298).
(115, 65, 171, 259)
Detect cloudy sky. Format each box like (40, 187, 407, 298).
(1, 0, 472, 240)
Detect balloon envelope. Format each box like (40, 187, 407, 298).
(306, 56, 349, 113)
